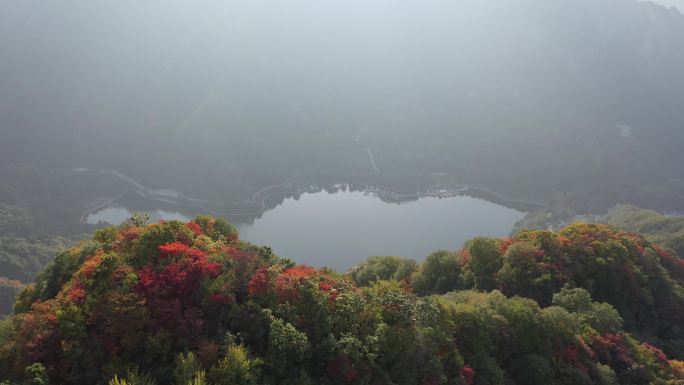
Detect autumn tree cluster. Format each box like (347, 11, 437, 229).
(1, 218, 684, 385)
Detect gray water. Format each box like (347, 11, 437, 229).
(236, 191, 524, 270)
(86, 190, 524, 271)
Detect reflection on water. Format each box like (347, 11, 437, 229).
(236, 190, 524, 270)
(85, 190, 524, 271)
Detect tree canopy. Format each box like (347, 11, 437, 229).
(1, 218, 684, 385)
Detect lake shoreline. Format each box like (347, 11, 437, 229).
(82, 172, 542, 226)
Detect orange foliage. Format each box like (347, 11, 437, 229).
(117, 225, 141, 243)
(186, 221, 204, 236)
(79, 254, 103, 279)
(247, 267, 270, 297)
(274, 266, 318, 302)
(158, 242, 207, 260)
(67, 285, 86, 304)
(498, 238, 514, 254)
(671, 360, 684, 379)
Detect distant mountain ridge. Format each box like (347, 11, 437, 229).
(1, 0, 684, 212)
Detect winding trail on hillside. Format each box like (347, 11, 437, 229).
(75, 168, 300, 223)
(366, 148, 380, 174)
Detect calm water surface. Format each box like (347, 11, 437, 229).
(87, 190, 524, 271)
(237, 191, 523, 270)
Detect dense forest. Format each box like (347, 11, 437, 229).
(1, 216, 684, 384)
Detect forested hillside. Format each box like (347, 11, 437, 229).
(2, 217, 684, 385)
(0, 164, 142, 316)
(605, 205, 684, 258)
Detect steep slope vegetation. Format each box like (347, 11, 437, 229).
(605, 205, 684, 258)
(400, 224, 684, 358)
(1, 218, 684, 384)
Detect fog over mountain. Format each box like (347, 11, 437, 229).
(2, 0, 684, 223)
(647, 0, 684, 11)
(2, 0, 684, 212)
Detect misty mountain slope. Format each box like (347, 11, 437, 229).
(1, 0, 684, 209)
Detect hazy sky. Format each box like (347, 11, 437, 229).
(1, 0, 683, 201)
(646, 0, 684, 10)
